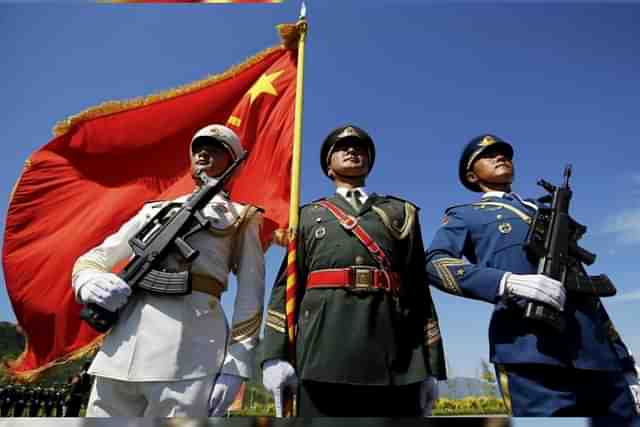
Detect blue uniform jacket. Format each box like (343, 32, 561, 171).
(426, 193, 634, 371)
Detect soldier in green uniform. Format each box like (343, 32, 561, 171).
(261, 125, 447, 417)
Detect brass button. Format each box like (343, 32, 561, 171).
(355, 256, 365, 264)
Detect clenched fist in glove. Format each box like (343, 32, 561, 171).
(74, 271, 131, 312)
(208, 373, 243, 417)
(501, 273, 566, 311)
(262, 359, 297, 417)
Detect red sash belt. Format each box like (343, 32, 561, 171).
(307, 267, 400, 296)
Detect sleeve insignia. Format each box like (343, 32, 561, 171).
(230, 312, 262, 343)
(432, 257, 466, 295)
(266, 309, 287, 334)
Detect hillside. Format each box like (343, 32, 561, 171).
(0, 322, 91, 385)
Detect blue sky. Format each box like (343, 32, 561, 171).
(1, 1, 639, 381)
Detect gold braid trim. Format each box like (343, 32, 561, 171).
(371, 202, 416, 240)
(266, 309, 286, 333)
(228, 204, 262, 271)
(497, 365, 513, 415)
(230, 311, 262, 343)
(71, 260, 110, 277)
(432, 257, 466, 295)
(5, 334, 103, 383)
(52, 23, 302, 138)
(267, 309, 285, 320)
(266, 321, 286, 334)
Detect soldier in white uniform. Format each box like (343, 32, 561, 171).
(71, 124, 265, 417)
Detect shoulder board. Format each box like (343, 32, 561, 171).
(301, 197, 329, 214)
(310, 196, 327, 204)
(231, 199, 265, 213)
(143, 200, 167, 209)
(444, 203, 473, 214)
(381, 195, 419, 210)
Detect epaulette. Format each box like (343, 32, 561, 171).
(444, 203, 473, 215)
(381, 195, 419, 211)
(310, 196, 328, 204)
(232, 199, 265, 214)
(302, 197, 328, 211)
(143, 200, 166, 209)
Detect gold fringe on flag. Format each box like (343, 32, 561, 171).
(5, 334, 103, 383)
(53, 23, 302, 138)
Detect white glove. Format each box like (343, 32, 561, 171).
(502, 273, 566, 312)
(75, 271, 131, 312)
(625, 365, 640, 415)
(262, 359, 297, 417)
(208, 373, 243, 417)
(262, 359, 297, 392)
(420, 376, 439, 416)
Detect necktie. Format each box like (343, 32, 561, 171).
(347, 190, 363, 211)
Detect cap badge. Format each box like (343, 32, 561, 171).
(338, 126, 359, 139)
(479, 135, 496, 147)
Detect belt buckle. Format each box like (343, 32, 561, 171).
(352, 266, 374, 292)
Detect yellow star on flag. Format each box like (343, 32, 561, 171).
(246, 70, 284, 104)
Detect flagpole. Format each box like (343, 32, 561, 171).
(283, 1, 307, 417)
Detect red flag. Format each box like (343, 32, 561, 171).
(2, 23, 301, 381)
(110, 0, 283, 3)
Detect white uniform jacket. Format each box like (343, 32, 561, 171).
(72, 193, 265, 382)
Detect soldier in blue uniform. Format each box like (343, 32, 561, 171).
(425, 134, 640, 421)
(261, 125, 447, 417)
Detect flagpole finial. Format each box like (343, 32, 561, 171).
(299, 1, 307, 20)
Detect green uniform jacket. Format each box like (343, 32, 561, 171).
(262, 194, 447, 385)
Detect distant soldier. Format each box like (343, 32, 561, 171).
(12, 385, 26, 417)
(27, 386, 41, 417)
(63, 361, 93, 417)
(0, 384, 13, 416)
(54, 385, 66, 417)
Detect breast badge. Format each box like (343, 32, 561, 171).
(314, 226, 326, 239)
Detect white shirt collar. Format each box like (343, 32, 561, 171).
(481, 191, 537, 211)
(481, 191, 506, 199)
(336, 186, 368, 202)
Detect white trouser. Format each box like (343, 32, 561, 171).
(86, 374, 216, 417)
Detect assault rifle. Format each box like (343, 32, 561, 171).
(80, 152, 247, 332)
(523, 165, 616, 333)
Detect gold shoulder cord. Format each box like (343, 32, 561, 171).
(372, 202, 416, 240)
(228, 205, 262, 272)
